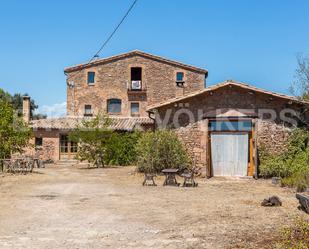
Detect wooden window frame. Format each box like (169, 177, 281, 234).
(87, 71, 95, 85)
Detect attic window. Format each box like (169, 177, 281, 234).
(87, 72, 95, 85)
(176, 72, 184, 87)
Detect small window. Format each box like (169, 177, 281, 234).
(84, 105, 92, 116)
(35, 137, 43, 147)
(131, 103, 140, 116)
(87, 72, 95, 85)
(107, 99, 121, 114)
(176, 72, 184, 82)
(209, 120, 252, 132)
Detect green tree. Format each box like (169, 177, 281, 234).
(69, 114, 113, 167)
(0, 88, 46, 119)
(136, 130, 191, 173)
(0, 98, 32, 170)
(290, 53, 309, 100)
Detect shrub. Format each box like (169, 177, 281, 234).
(275, 218, 309, 249)
(69, 114, 113, 167)
(105, 132, 141, 166)
(259, 128, 309, 191)
(0, 98, 32, 171)
(69, 114, 141, 167)
(136, 130, 191, 173)
(281, 169, 309, 192)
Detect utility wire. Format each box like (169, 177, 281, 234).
(91, 0, 138, 61)
(67, 0, 139, 82)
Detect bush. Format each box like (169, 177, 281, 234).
(69, 114, 141, 167)
(259, 128, 309, 191)
(136, 130, 191, 173)
(105, 132, 141, 166)
(275, 218, 309, 249)
(281, 170, 309, 192)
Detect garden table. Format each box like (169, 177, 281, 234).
(162, 168, 180, 186)
(142, 173, 157, 186)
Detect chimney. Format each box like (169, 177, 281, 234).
(22, 96, 31, 123)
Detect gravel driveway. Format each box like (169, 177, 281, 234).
(0, 164, 305, 249)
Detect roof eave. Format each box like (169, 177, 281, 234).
(146, 81, 309, 112)
(64, 50, 208, 74)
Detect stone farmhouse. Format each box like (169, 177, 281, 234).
(26, 50, 207, 161)
(25, 50, 309, 178)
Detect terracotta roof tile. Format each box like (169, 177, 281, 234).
(31, 117, 153, 131)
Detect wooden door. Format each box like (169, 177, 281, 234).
(59, 135, 77, 160)
(211, 133, 249, 176)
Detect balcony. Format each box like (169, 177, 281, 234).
(127, 80, 147, 94)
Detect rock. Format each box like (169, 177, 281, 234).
(261, 196, 282, 207)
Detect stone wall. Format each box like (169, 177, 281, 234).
(154, 84, 306, 169)
(256, 119, 292, 154)
(30, 130, 60, 162)
(66, 54, 206, 117)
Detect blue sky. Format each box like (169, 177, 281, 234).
(0, 0, 308, 116)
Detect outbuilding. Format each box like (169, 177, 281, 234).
(147, 80, 309, 178)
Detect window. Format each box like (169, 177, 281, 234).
(87, 72, 95, 85)
(84, 105, 92, 116)
(35, 137, 43, 147)
(107, 99, 121, 114)
(130, 67, 142, 90)
(209, 120, 252, 132)
(131, 103, 140, 116)
(176, 72, 184, 87)
(176, 72, 184, 82)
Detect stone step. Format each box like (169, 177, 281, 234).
(56, 160, 79, 165)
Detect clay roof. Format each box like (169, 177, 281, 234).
(147, 80, 309, 111)
(31, 116, 153, 131)
(64, 50, 208, 74)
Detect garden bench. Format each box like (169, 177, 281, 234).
(162, 168, 180, 186)
(1, 158, 34, 174)
(181, 172, 198, 188)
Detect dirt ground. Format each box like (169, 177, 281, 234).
(0, 164, 306, 249)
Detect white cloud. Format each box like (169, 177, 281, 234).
(38, 102, 67, 118)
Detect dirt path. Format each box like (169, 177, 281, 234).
(0, 164, 305, 249)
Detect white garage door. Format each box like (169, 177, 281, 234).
(211, 133, 248, 176)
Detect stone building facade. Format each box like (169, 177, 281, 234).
(64, 50, 207, 118)
(147, 80, 309, 178)
(27, 50, 208, 162)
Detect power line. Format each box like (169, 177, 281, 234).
(91, 0, 138, 61)
(67, 0, 139, 82)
